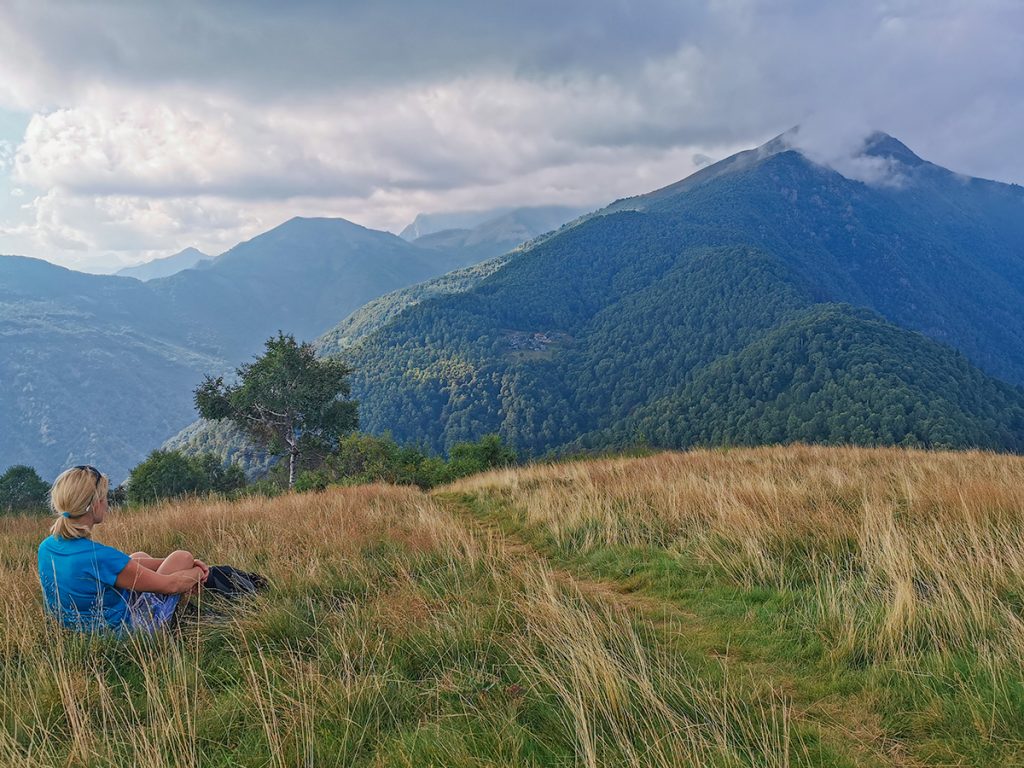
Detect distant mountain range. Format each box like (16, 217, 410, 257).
(8, 129, 1024, 481)
(400, 209, 514, 240)
(401, 205, 588, 252)
(399, 205, 586, 241)
(2, 213, 545, 481)
(115, 247, 212, 281)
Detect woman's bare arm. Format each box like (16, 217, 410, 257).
(114, 560, 203, 595)
(129, 555, 165, 571)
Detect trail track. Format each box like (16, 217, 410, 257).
(436, 490, 924, 768)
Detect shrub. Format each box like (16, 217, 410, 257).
(447, 434, 516, 478)
(248, 433, 517, 494)
(309, 433, 514, 490)
(293, 470, 329, 493)
(126, 450, 247, 505)
(193, 454, 247, 494)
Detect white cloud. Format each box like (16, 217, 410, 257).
(4, 75, 753, 268)
(0, 0, 1021, 270)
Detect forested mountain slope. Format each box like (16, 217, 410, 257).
(340, 133, 1024, 457)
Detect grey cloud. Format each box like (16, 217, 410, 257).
(4, 1, 1023, 169)
(0, 0, 706, 103)
(2, 0, 1023, 269)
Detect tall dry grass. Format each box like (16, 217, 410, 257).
(508, 567, 797, 768)
(0, 480, 797, 766)
(2, 485, 467, 767)
(449, 444, 1024, 665)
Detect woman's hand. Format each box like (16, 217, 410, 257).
(192, 558, 210, 583)
(173, 567, 205, 594)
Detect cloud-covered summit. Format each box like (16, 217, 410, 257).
(0, 1, 1021, 272)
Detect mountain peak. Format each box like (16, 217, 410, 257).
(400, 208, 517, 240)
(248, 216, 408, 250)
(276, 215, 370, 233)
(115, 246, 211, 281)
(861, 132, 925, 167)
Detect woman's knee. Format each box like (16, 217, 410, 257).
(129, 551, 151, 560)
(157, 549, 194, 572)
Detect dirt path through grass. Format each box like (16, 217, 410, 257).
(437, 490, 923, 768)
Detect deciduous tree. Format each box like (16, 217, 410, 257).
(195, 332, 358, 487)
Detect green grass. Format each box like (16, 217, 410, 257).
(5, 447, 1024, 766)
(440, 450, 1024, 766)
(0, 482, 803, 766)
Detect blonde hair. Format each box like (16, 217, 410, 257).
(49, 466, 109, 540)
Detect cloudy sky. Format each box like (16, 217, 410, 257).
(0, 1, 1020, 273)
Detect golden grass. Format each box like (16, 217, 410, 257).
(6, 444, 1021, 765)
(449, 444, 1024, 664)
(2, 485, 469, 767)
(1, 478, 795, 766)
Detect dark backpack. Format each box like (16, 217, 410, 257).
(203, 565, 269, 599)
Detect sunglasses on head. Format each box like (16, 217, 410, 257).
(74, 468, 102, 487)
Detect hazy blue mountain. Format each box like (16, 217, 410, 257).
(402, 205, 587, 272)
(115, 247, 212, 281)
(147, 216, 486, 361)
(337, 132, 1024, 458)
(1, 216, 499, 481)
(0, 255, 225, 481)
(400, 208, 516, 240)
(414, 206, 587, 246)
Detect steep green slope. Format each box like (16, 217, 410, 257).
(623, 136, 1024, 384)
(315, 255, 511, 356)
(622, 304, 1024, 451)
(341, 135, 1024, 457)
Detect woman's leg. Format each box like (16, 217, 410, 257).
(130, 552, 170, 572)
(157, 550, 201, 603)
(156, 549, 194, 575)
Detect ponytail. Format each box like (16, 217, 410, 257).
(48, 467, 108, 539)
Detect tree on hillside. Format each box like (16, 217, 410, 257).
(194, 332, 358, 487)
(0, 465, 50, 513)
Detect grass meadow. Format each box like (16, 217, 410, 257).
(2, 445, 1023, 766)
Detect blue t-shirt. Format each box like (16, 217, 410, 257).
(37, 534, 133, 630)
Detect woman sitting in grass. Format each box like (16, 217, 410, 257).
(37, 465, 208, 632)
